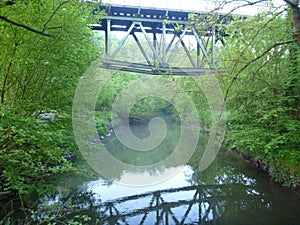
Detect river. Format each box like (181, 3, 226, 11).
(1, 118, 300, 224)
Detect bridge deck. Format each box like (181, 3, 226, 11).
(93, 5, 232, 33)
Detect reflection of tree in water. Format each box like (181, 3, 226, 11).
(104, 117, 182, 167)
(33, 190, 101, 224)
(185, 152, 300, 225)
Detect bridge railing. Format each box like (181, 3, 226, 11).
(88, 0, 271, 16)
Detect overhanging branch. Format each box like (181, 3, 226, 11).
(0, 15, 53, 37)
(282, 0, 298, 7)
(224, 40, 294, 101)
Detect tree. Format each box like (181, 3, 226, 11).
(190, 0, 299, 187)
(0, 0, 103, 196)
(220, 1, 299, 186)
(0, 0, 102, 110)
(283, 0, 300, 47)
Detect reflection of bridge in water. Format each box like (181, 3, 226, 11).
(97, 184, 254, 224)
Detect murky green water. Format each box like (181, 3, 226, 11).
(1, 119, 300, 224)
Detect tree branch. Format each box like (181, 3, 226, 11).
(224, 40, 294, 102)
(0, 15, 53, 37)
(227, 9, 286, 79)
(4, 1, 15, 5)
(206, 0, 269, 16)
(42, 1, 69, 32)
(224, 0, 269, 16)
(282, 0, 298, 7)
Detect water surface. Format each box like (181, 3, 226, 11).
(2, 119, 300, 224)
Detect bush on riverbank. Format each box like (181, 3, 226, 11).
(0, 109, 76, 194)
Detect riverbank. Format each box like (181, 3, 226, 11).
(230, 147, 300, 191)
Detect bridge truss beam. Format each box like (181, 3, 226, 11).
(92, 5, 227, 75)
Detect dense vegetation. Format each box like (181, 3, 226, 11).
(188, 0, 299, 188)
(219, 7, 300, 187)
(0, 0, 299, 223)
(0, 0, 101, 196)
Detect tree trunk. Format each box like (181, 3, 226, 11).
(285, 0, 300, 47)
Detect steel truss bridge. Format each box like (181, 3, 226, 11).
(92, 4, 234, 75)
(96, 184, 254, 224)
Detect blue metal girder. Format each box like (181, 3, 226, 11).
(94, 5, 223, 33)
(91, 4, 232, 75)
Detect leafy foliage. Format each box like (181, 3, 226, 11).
(95, 71, 212, 133)
(0, 0, 102, 111)
(0, 108, 75, 193)
(220, 11, 300, 187)
(0, 0, 102, 194)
